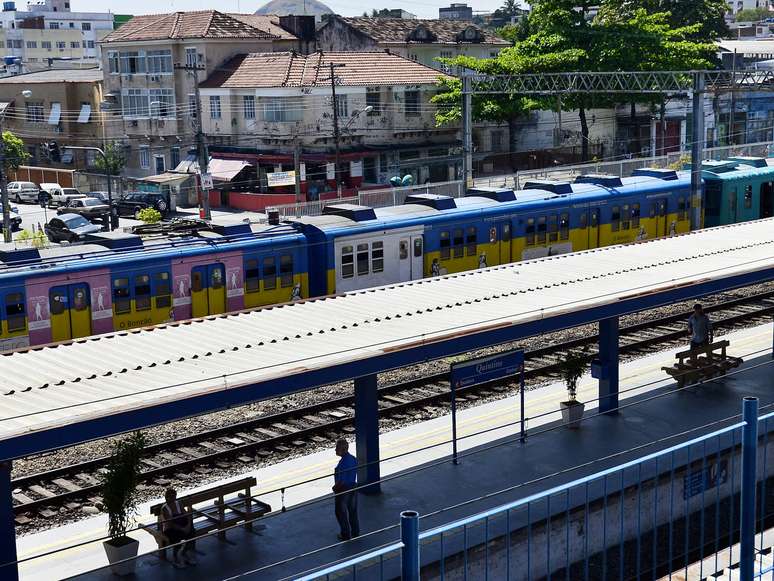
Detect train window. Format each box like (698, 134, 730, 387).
(559, 213, 569, 240)
(155, 272, 171, 308)
(650, 203, 657, 218)
(357, 244, 369, 276)
(579, 212, 587, 229)
(399, 240, 408, 260)
(547, 215, 558, 242)
(489, 227, 497, 244)
(413, 238, 422, 257)
(632, 204, 641, 228)
(245, 259, 260, 292)
(453, 228, 464, 258)
(50, 289, 66, 315)
(72, 287, 88, 312)
(191, 271, 203, 293)
(113, 278, 131, 314)
(465, 227, 477, 256)
(677, 197, 687, 221)
(135, 274, 151, 311)
(502, 223, 511, 242)
(5, 293, 24, 332)
(280, 255, 294, 287)
(537, 216, 546, 244)
(341, 246, 354, 279)
(211, 268, 223, 289)
(262, 257, 277, 290)
(440, 231, 451, 259)
(611, 206, 620, 232)
(372, 241, 384, 273)
(526, 218, 535, 245)
(621, 205, 630, 230)
(591, 209, 599, 227)
(744, 185, 753, 209)
(659, 200, 667, 217)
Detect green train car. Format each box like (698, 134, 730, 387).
(700, 157, 774, 227)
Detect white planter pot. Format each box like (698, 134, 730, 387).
(103, 536, 139, 576)
(560, 401, 585, 428)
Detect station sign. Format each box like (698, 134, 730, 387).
(450, 349, 524, 389)
(267, 171, 296, 187)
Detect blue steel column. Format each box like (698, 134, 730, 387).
(598, 317, 620, 414)
(0, 461, 17, 581)
(354, 374, 381, 494)
(400, 510, 420, 581)
(740, 397, 759, 581)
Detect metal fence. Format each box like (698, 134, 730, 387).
(296, 397, 774, 581)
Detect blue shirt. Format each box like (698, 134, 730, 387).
(335, 453, 358, 487)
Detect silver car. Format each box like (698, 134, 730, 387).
(7, 181, 40, 204)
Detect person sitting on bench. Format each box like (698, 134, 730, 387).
(161, 487, 196, 567)
(688, 303, 713, 351)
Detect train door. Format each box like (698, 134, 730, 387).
(656, 199, 668, 237)
(49, 283, 91, 342)
(410, 236, 423, 279)
(588, 208, 600, 248)
(497, 222, 512, 264)
(761, 182, 774, 219)
(191, 264, 225, 317)
(728, 189, 738, 224)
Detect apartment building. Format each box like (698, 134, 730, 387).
(198, 50, 459, 194)
(99, 10, 300, 177)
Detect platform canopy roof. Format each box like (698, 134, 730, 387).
(0, 219, 773, 459)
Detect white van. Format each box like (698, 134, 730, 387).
(7, 181, 40, 204)
(39, 183, 85, 207)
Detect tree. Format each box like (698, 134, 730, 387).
(599, 0, 730, 41)
(2, 131, 29, 173)
(93, 142, 126, 176)
(735, 7, 771, 22)
(102, 431, 146, 542)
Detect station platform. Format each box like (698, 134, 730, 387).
(16, 322, 774, 581)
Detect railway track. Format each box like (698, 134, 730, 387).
(11, 289, 774, 524)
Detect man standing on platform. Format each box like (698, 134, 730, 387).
(333, 439, 359, 541)
(688, 303, 713, 350)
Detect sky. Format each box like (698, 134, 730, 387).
(68, 0, 517, 20)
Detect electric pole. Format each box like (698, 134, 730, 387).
(293, 141, 301, 204)
(461, 70, 473, 189)
(324, 61, 346, 195)
(175, 61, 211, 220)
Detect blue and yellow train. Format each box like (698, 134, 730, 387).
(0, 158, 771, 351)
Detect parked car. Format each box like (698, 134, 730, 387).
(40, 183, 86, 207)
(56, 197, 110, 219)
(87, 191, 113, 204)
(44, 214, 102, 243)
(0, 208, 22, 232)
(114, 192, 169, 218)
(7, 181, 40, 204)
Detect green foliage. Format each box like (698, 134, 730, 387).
(17, 229, 47, 248)
(2, 131, 29, 172)
(93, 142, 126, 176)
(137, 207, 162, 224)
(559, 349, 589, 402)
(598, 0, 730, 41)
(735, 8, 771, 22)
(102, 432, 146, 541)
(668, 154, 691, 170)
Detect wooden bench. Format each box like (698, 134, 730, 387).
(142, 476, 271, 560)
(662, 340, 742, 387)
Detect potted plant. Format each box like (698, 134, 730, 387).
(102, 431, 146, 576)
(559, 350, 589, 428)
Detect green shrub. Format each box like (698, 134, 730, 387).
(137, 207, 162, 224)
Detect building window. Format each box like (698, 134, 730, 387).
(405, 90, 420, 117)
(25, 102, 44, 123)
(366, 87, 380, 116)
(68, 21, 74, 28)
(81, 40, 86, 48)
(87, 40, 94, 48)
(25, 41, 36, 49)
(243, 95, 255, 119)
(71, 41, 80, 48)
(119, 50, 145, 74)
(185, 47, 197, 67)
(139, 146, 150, 169)
(121, 88, 147, 118)
(209, 95, 221, 119)
(146, 49, 172, 74)
(81, 22, 91, 30)
(335, 94, 347, 118)
(5, 40, 10, 48)
(85, 149, 97, 167)
(171, 146, 180, 168)
(107, 50, 118, 73)
(188, 94, 197, 118)
(41, 41, 51, 50)
(439, 50, 453, 73)
(49, 22, 60, 29)
(149, 88, 174, 118)
(56, 41, 65, 49)
(262, 97, 302, 122)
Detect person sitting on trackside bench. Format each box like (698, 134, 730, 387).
(688, 303, 713, 351)
(161, 487, 196, 567)
(333, 439, 360, 541)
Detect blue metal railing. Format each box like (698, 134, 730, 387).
(296, 397, 770, 581)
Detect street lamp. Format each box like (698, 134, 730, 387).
(64, 145, 117, 230)
(0, 88, 31, 243)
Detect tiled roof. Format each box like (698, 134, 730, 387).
(0, 68, 103, 84)
(200, 51, 450, 88)
(332, 16, 509, 45)
(229, 14, 298, 40)
(101, 10, 278, 43)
